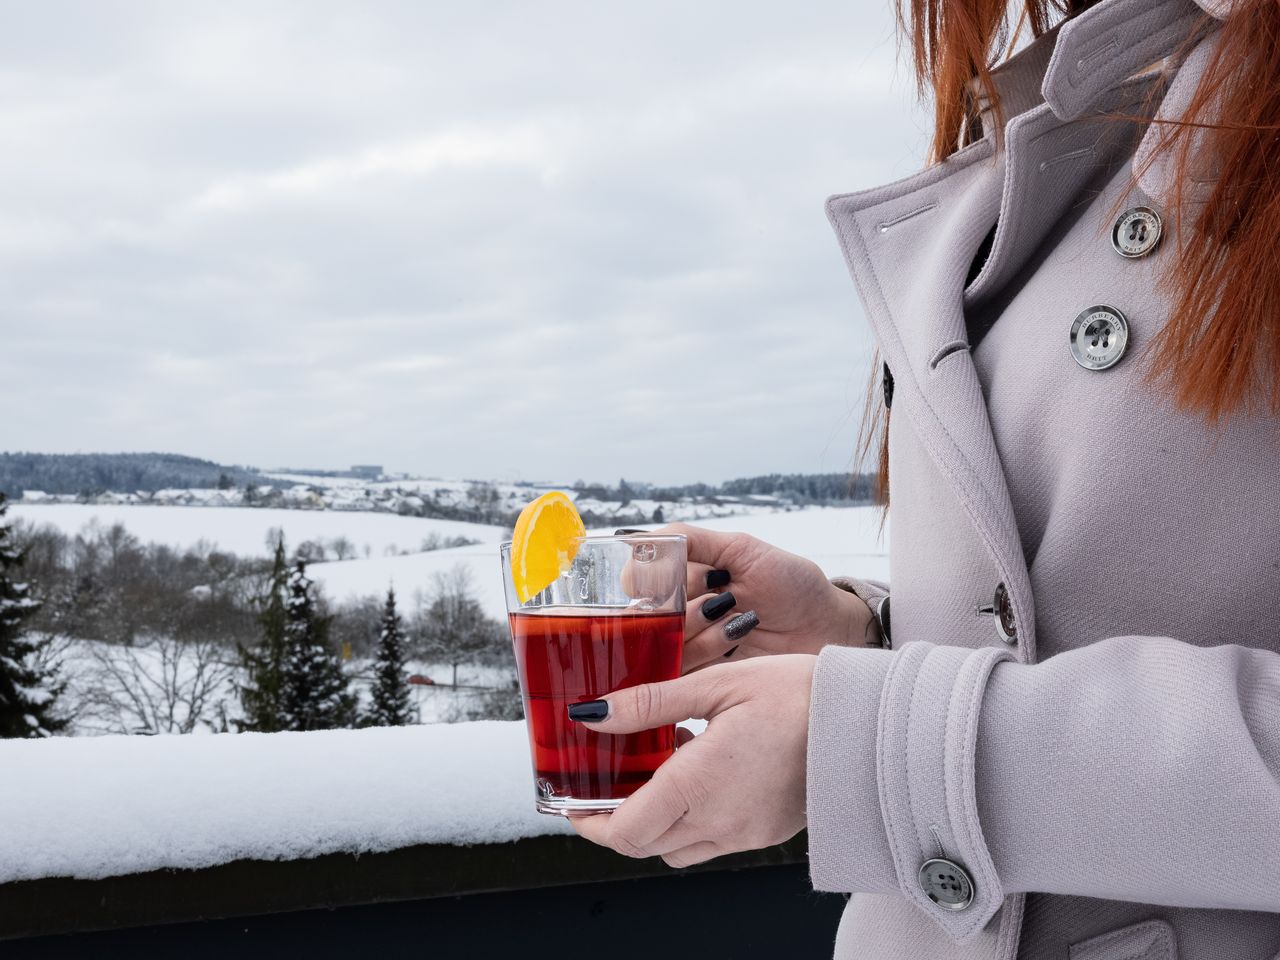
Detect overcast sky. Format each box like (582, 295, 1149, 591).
(0, 1, 929, 485)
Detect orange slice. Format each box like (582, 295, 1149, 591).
(509, 491, 586, 603)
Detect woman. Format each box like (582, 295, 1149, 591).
(569, 0, 1280, 955)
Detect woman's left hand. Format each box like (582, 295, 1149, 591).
(568, 654, 816, 867)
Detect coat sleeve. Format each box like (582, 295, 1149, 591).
(805, 636, 1280, 944)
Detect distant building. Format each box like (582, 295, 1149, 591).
(349, 465, 383, 480)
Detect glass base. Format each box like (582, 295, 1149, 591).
(536, 796, 625, 817)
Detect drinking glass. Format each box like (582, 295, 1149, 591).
(500, 534, 686, 815)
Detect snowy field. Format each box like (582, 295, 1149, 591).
(312, 506, 891, 616)
(10, 502, 889, 615)
(10, 504, 507, 558)
(0, 722, 573, 883)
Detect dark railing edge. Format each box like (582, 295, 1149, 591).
(0, 832, 813, 942)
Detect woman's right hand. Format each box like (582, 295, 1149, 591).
(632, 522, 879, 673)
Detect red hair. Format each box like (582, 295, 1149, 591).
(861, 0, 1280, 502)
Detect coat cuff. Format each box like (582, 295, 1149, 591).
(807, 643, 898, 893)
(807, 641, 1014, 943)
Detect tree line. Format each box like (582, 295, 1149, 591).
(0, 495, 514, 738)
(0, 452, 263, 497)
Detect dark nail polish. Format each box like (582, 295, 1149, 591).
(723, 610, 759, 642)
(705, 569, 731, 589)
(723, 645, 740, 658)
(568, 699, 609, 722)
(701, 591, 737, 622)
(614, 528, 645, 535)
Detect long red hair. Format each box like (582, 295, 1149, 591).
(861, 0, 1280, 503)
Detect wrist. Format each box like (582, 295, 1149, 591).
(829, 580, 882, 648)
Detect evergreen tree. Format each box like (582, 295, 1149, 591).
(279, 559, 355, 731)
(236, 537, 290, 732)
(362, 586, 413, 727)
(0, 493, 65, 737)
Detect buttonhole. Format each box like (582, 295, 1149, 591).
(877, 202, 937, 234)
(928, 340, 970, 370)
(1074, 36, 1120, 74)
(1039, 147, 1093, 173)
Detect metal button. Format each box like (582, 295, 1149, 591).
(919, 858, 974, 911)
(1111, 206, 1163, 258)
(992, 582, 1016, 643)
(977, 582, 1017, 644)
(1069, 305, 1129, 371)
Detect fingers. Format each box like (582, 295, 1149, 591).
(573, 808, 726, 867)
(616, 536, 686, 603)
(571, 761, 692, 856)
(646, 522, 748, 570)
(568, 669, 737, 733)
(684, 590, 737, 639)
(662, 841, 724, 869)
(682, 605, 761, 672)
(675, 726, 695, 747)
(687, 564, 733, 607)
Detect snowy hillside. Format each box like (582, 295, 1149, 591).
(310, 506, 890, 615)
(12, 503, 889, 615)
(11, 504, 507, 559)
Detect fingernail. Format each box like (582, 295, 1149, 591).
(701, 591, 737, 622)
(723, 610, 759, 642)
(723, 645, 740, 658)
(614, 528, 645, 535)
(568, 699, 609, 722)
(705, 569, 731, 589)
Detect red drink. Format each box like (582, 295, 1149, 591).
(510, 608, 684, 810)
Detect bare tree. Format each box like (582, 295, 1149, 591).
(75, 634, 236, 735)
(416, 565, 508, 688)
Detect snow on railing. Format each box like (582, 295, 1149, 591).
(0, 722, 571, 884)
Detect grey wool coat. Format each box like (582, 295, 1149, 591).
(808, 0, 1280, 957)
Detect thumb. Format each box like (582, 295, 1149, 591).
(568, 671, 736, 734)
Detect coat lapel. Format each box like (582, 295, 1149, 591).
(826, 145, 1039, 659)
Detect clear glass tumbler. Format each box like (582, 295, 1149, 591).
(500, 533, 686, 815)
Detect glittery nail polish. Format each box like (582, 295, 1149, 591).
(723, 610, 759, 642)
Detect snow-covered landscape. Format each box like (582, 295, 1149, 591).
(11, 491, 890, 622)
(0, 467, 888, 884)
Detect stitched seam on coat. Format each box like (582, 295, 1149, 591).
(902, 647, 934, 871)
(947, 647, 1014, 940)
(1068, 919, 1173, 960)
(875, 641, 927, 904)
(995, 893, 1027, 959)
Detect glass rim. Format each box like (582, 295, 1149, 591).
(499, 533, 687, 551)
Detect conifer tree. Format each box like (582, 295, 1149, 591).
(0, 493, 65, 738)
(362, 586, 414, 727)
(236, 537, 290, 732)
(279, 559, 355, 731)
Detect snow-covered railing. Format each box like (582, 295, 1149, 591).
(0, 723, 815, 944)
(0, 722, 570, 884)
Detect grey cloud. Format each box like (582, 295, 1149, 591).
(0, 0, 927, 483)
